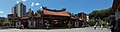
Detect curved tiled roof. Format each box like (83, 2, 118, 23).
(42, 7, 70, 17)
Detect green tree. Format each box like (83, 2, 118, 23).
(89, 7, 114, 26)
(88, 19, 96, 26)
(2, 21, 10, 26)
(89, 7, 113, 20)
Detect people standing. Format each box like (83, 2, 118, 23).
(101, 25, 103, 30)
(94, 22, 98, 30)
(94, 25, 97, 30)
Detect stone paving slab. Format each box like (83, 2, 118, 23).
(0, 27, 111, 32)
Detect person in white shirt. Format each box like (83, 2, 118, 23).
(94, 22, 98, 30)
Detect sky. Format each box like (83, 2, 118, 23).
(0, 0, 113, 17)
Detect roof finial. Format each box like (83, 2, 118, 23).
(62, 8, 66, 11)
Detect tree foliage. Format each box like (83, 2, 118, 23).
(89, 7, 114, 20)
(88, 19, 96, 26)
(89, 7, 115, 26)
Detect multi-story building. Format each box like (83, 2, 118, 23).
(12, 2, 26, 17)
(77, 12, 87, 27)
(8, 2, 26, 28)
(12, 7, 17, 16)
(77, 12, 87, 22)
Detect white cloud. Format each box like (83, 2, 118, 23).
(35, 3, 40, 6)
(0, 15, 7, 17)
(31, 9, 33, 10)
(23, 0, 27, 2)
(0, 11, 3, 14)
(40, 6, 42, 9)
(8, 12, 12, 14)
(31, 2, 34, 7)
(16, 1, 19, 3)
(31, 2, 40, 7)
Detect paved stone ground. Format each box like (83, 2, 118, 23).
(0, 27, 111, 32)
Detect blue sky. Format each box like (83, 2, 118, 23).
(0, 0, 113, 17)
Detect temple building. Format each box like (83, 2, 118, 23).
(42, 7, 71, 28)
(18, 7, 83, 28)
(8, 2, 84, 28)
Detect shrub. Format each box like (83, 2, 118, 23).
(88, 19, 96, 26)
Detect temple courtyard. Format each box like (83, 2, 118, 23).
(0, 27, 111, 32)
